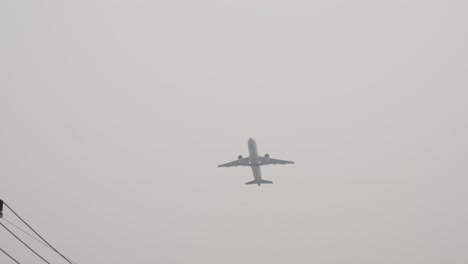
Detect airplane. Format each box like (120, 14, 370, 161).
(218, 138, 294, 186)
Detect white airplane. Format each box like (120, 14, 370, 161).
(218, 138, 295, 186)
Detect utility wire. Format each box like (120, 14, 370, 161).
(3, 202, 74, 264)
(2, 218, 79, 264)
(2, 218, 52, 250)
(0, 247, 21, 264)
(0, 222, 51, 264)
(1, 218, 79, 264)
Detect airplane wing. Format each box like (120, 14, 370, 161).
(258, 157, 295, 166)
(218, 157, 251, 168)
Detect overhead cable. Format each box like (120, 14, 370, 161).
(0, 247, 21, 264)
(3, 201, 74, 264)
(2, 217, 52, 249)
(0, 222, 51, 264)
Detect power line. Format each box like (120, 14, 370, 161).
(2, 218, 80, 264)
(0, 247, 21, 264)
(3, 201, 74, 264)
(0, 222, 51, 264)
(2, 217, 52, 250)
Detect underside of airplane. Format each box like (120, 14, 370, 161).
(218, 138, 294, 186)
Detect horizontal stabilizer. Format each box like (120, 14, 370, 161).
(245, 179, 273, 185)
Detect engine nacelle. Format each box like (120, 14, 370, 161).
(238, 155, 243, 161)
(264, 154, 270, 162)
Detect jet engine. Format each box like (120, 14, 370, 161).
(264, 154, 270, 162)
(238, 155, 243, 161)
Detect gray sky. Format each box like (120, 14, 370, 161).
(1, 0, 467, 263)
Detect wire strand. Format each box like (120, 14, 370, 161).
(0, 247, 22, 264)
(1, 219, 79, 264)
(2, 218, 52, 250)
(0, 222, 51, 264)
(3, 202, 74, 264)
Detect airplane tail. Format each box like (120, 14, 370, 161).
(245, 179, 273, 185)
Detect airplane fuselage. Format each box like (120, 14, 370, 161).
(248, 138, 262, 183)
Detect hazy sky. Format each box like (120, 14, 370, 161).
(1, 1, 467, 263)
